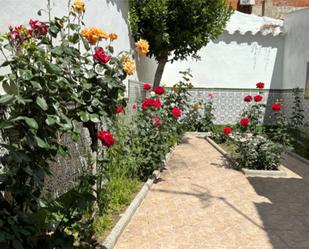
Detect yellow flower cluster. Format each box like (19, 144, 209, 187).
(135, 39, 149, 55)
(72, 0, 85, 13)
(109, 33, 118, 41)
(194, 102, 201, 111)
(122, 56, 135, 75)
(81, 27, 108, 45)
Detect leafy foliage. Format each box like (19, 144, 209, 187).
(129, 0, 232, 61)
(289, 87, 304, 129)
(218, 84, 290, 170)
(186, 99, 214, 132)
(129, 0, 232, 85)
(0, 1, 132, 248)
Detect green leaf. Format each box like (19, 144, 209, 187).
(0, 94, 14, 104)
(45, 115, 58, 126)
(49, 25, 60, 37)
(30, 80, 42, 90)
(68, 33, 79, 44)
(69, 24, 80, 31)
(51, 46, 63, 56)
(1, 61, 11, 67)
(90, 114, 100, 123)
(36, 96, 48, 111)
(0, 120, 13, 129)
(24, 117, 39, 130)
(82, 37, 90, 50)
(35, 136, 48, 148)
(78, 111, 90, 122)
(13, 240, 23, 249)
(2, 81, 18, 95)
(45, 62, 62, 74)
(20, 69, 32, 80)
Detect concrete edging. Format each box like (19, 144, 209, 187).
(287, 151, 309, 166)
(205, 136, 287, 178)
(99, 145, 176, 249)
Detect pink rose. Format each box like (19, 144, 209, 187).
(152, 115, 161, 126)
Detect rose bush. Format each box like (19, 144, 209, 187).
(130, 71, 192, 179)
(186, 96, 215, 133)
(221, 82, 290, 170)
(0, 1, 149, 248)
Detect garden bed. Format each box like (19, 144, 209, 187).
(98, 145, 176, 249)
(205, 136, 287, 177)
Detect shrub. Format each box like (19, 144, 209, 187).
(133, 71, 192, 179)
(289, 87, 304, 129)
(222, 83, 290, 170)
(186, 97, 214, 132)
(0, 0, 141, 247)
(129, 0, 232, 86)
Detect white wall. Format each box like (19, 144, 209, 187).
(282, 8, 309, 89)
(0, 0, 158, 93)
(161, 32, 285, 89)
(0, 0, 130, 52)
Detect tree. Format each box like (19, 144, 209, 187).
(129, 0, 232, 87)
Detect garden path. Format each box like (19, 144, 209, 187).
(114, 133, 309, 249)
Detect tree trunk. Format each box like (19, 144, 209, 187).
(84, 121, 99, 215)
(153, 58, 168, 88)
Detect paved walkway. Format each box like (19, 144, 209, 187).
(114, 134, 309, 249)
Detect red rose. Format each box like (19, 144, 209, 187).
(98, 130, 115, 147)
(154, 86, 165, 95)
(256, 82, 265, 89)
(153, 99, 162, 108)
(141, 98, 161, 109)
(29, 19, 48, 37)
(93, 47, 110, 64)
(152, 115, 161, 126)
(116, 105, 124, 114)
(171, 107, 182, 118)
(244, 95, 252, 102)
(240, 117, 250, 126)
(132, 103, 137, 110)
(272, 103, 281, 111)
(223, 127, 232, 135)
(254, 95, 263, 102)
(141, 98, 154, 109)
(143, 83, 151, 91)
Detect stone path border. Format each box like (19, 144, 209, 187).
(98, 146, 176, 249)
(205, 136, 287, 177)
(287, 151, 309, 166)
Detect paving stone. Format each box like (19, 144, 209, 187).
(114, 134, 309, 249)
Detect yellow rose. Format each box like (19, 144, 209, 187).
(135, 39, 149, 55)
(109, 33, 118, 41)
(123, 57, 135, 75)
(194, 102, 201, 111)
(72, 0, 85, 13)
(81, 27, 91, 40)
(81, 27, 107, 45)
